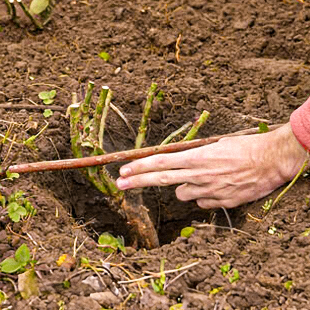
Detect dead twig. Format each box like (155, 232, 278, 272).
(118, 261, 200, 284)
(193, 223, 257, 241)
(164, 270, 188, 290)
(0, 104, 66, 111)
(5, 124, 283, 175)
(220, 207, 233, 232)
(175, 34, 182, 62)
(110, 102, 136, 139)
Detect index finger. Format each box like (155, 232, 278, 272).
(119, 148, 197, 177)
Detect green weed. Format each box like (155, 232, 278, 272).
(0, 244, 32, 274)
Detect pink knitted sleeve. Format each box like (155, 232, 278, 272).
(290, 96, 310, 151)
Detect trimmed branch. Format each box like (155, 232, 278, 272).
(135, 83, 157, 149)
(16, 0, 43, 30)
(98, 88, 112, 149)
(160, 121, 192, 145)
(182, 110, 210, 141)
(5, 124, 283, 175)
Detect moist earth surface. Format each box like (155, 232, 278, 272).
(0, 0, 310, 309)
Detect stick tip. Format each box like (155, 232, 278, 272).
(101, 86, 110, 90)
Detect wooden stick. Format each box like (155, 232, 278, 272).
(4, 124, 283, 175)
(0, 104, 66, 111)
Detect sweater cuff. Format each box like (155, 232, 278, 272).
(290, 96, 310, 152)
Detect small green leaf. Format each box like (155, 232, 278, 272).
(229, 269, 240, 283)
(203, 60, 213, 66)
(43, 99, 54, 105)
(24, 200, 36, 217)
(15, 244, 30, 265)
(63, 280, 71, 289)
(43, 109, 53, 118)
(268, 226, 277, 235)
(151, 278, 165, 295)
(301, 228, 310, 237)
(220, 263, 231, 276)
(6, 171, 20, 180)
(0, 258, 22, 274)
(0, 290, 7, 305)
(98, 232, 118, 253)
(8, 202, 27, 222)
(0, 196, 5, 208)
(284, 280, 293, 291)
(116, 237, 126, 254)
(156, 90, 165, 102)
(209, 287, 223, 295)
(9, 190, 24, 202)
(258, 122, 269, 133)
(262, 199, 272, 212)
(29, 0, 49, 15)
(49, 90, 57, 98)
(180, 227, 196, 238)
(169, 304, 184, 310)
(98, 51, 110, 62)
(38, 91, 51, 100)
(80, 257, 89, 265)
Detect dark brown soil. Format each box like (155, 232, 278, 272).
(1, 0, 310, 309)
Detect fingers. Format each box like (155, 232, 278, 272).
(176, 183, 257, 209)
(117, 169, 200, 189)
(176, 183, 212, 201)
(119, 149, 199, 177)
(196, 198, 237, 209)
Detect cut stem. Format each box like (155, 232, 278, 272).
(16, 0, 43, 29)
(4, 0, 13, 16)
(99, 89, 112, 149)
(81, 81, 95, 128)
(135, 83, 157, 149)
(160, 121, 192, 145)
(182, 110, 210, 141)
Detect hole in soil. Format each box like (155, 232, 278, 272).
(37, 168, 213, 246)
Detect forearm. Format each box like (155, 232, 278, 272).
(290, 96, 310, 152)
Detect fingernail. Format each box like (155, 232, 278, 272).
(120, 167, 132, 177)
(117, 178, 130, 190)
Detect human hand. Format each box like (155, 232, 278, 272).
(116, 123, 307, 209)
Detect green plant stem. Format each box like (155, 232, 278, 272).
(69, 89, 120, 198)
(99, 166, 123, 198)
(266, 155, 309, 216)
(17, 0, 43, 29)
(94, 86, 109, 135)
(69, 93, 83, 159)
(4, 0, 12, 16)
(81, 81, 95, 128)
(135, 83, 157, 149)
(160, 122, 192, 145)
(6, 124, 283, 175)
(182, 110, 210, 141)
(99, 89, 112, 150)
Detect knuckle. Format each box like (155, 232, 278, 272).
(156, 155, 167, 169)
(158, 172, 170, 186)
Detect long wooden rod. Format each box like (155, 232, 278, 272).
(4, 124, 282, 175)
